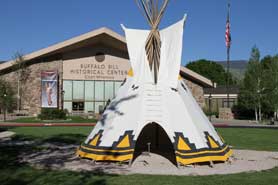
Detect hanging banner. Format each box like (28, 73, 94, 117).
(41, 71, 58, 108)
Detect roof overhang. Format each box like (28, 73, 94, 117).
(0, 27, 214, 88)
(180, 66, 213, 87)
(0, 27, 127, 71)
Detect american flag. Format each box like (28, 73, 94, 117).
(225, 4, 231, 48)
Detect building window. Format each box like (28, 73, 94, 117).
(73, 81, 84, 100)
(63, 80, 122, 114)
(114, 82, 122, 96)
(63, 80, 72, 101)
(95, 81, 104, 101)
(95, 102, 104, 114)
(72, 102, 84, 111)
(85, 102, 94, 113)
(64, 102, 72, 112)
(85, 81, 94, 101)
(105, 81, 114, 101)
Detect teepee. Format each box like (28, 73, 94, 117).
(77, 0, 232, 166)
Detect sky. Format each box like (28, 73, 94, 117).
(0, 0, 278, 65)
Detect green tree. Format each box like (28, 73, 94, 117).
(239, 46, 266, 121)
(186, 59, 236, 85)
(261, 55, 278, 120)
(13, 52, 30, 111)
(0, 78, 16, 120)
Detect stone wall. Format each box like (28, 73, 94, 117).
(184, 79, 205, 108)
(1, 59, 63, 115)
(219, 107, 234, 120)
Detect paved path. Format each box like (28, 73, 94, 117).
(1, 111, 278, 128)
(0, 119, 278, 129)
(0, 122, 96, 127)
(212, 118, 278, 129)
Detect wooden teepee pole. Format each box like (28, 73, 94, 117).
(135, 0, 169, 84)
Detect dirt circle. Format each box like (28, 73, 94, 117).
(19, 143, 278, 176)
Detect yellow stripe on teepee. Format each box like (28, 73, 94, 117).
(178, 75, 182, 80)
(178, 136, 191, 151)
(208, 136, 219, 148)
(89, 134, 100, 146)
(117, 135, 130, 148)
(127, 69, 134, 77)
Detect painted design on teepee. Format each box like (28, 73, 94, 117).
(174, 132, 232, 165)
(77, 130, 135, 162)
(177, 136, 191, 151)
(181, 83, 188, 92)
(117, 135, 130, 148)
(127, 68, 134, 77)
(112, 130, 135, 149)
(174, 132, 196, 152)
(205, 132, 220, 149)
(88, 130, 103, 147)
(89, 134, 101, 146)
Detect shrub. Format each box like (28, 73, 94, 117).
(232, 104, 254, 120)
(203, 109, 219, 118)
(38, 108, 67, 120)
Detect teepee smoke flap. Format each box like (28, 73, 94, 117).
(135, 0, 169, 84)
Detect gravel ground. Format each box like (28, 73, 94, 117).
(1, 130, 277, 176)
(18, 143, 278, 176)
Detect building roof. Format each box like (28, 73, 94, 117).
(0, 27, 126, 71)
(204, 86, 239, 95)
(180, 66, 213, 87)
(0, 27, 213, 87)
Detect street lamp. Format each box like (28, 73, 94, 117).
(209, 93, 212, 122)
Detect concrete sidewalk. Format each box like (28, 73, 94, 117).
(1, 120, 278, 129)
(0, 122, 96, 127)
(212, 118, 278, 129)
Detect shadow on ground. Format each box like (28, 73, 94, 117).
(0, 134, 120, 185)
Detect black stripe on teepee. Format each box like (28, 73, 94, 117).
(82, 130, 135, 151)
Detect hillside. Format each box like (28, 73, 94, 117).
(215, 60, 248, 79)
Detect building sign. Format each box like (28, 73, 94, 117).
(63, 55, 130, 81)
(41, 71, 58, 108)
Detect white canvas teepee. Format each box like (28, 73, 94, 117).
(78, 1, 232, 166)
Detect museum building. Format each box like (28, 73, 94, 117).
(0, 27, 213, 116)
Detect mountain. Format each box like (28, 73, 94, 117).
(215, 60, 248, 80)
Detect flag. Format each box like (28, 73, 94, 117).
(225, 3, 231, 48)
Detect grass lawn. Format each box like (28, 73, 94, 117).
(217, 128, 278, 151)
(5, 116, 97, 123)
(8, 127, 278, 151)
(0, 127, 278, 185)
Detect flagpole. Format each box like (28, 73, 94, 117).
(227, 39, 230, 108)
(226, 1, 231, 108)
